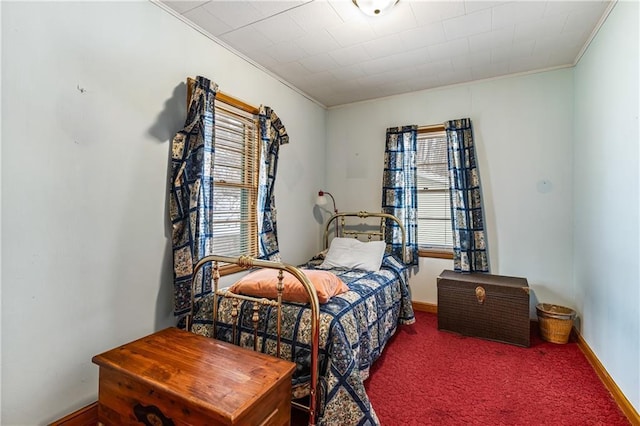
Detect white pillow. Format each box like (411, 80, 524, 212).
(320, 238, 386, 272)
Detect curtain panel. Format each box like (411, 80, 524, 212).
(381, 125, 419, 265)
(445, 118, 489, 273)
(257, 106, 289, 262)
(169, 76, 218, 317)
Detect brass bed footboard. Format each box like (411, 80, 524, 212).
(186, 254, 321, 426)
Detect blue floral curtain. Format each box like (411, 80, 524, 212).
(445, 118, 489, 273)
(169, 76, 217, 317)
(257, 106, 289, 262)
(381, 125, 419, 265)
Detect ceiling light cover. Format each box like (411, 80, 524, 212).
(352, 0, 399, 17)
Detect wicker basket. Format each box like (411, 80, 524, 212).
(536, 303, 576, 344)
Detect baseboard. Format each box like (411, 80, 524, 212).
(412, 300, 437, 314)
(49, 402, 98, 426)
(573, 327, 640, 425)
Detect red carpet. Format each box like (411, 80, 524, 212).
(363, 311, 629, 425)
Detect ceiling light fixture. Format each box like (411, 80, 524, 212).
(352, 0, 399, 16)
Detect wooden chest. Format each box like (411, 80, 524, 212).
(437, 270, 530, 347)
(92, 327, 296, 426)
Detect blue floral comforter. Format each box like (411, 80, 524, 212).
(190, 254, 415, 425)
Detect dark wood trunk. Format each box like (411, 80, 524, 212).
(437, 270, 530, 347)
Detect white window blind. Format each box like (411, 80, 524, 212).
(416, 127, 453, 249)
(212, 102, 259, 257)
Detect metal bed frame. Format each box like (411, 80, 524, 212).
(185, 211, 406, 425)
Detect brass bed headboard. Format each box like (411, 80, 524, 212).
(322, 211, 407, 263)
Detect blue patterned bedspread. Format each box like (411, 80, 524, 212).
(190, 254, 415, 425)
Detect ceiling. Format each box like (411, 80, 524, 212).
(159, 0, 613, 107)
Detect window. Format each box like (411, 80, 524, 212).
(416, 125, 453, 258)
(212, 93, 260, 273)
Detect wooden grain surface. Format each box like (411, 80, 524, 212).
(92, 327, 295, 425)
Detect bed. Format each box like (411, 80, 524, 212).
(184, 211, 415, 425)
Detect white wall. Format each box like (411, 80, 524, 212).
(0, 2, 326, 424)
(573, 1, 639, 412)
(326, 70, 575, 313)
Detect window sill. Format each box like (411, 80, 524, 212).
(418, 248, 453, 259)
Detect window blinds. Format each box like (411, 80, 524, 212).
(211, 103, 259, 257)
(416, 129, 453, 249)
